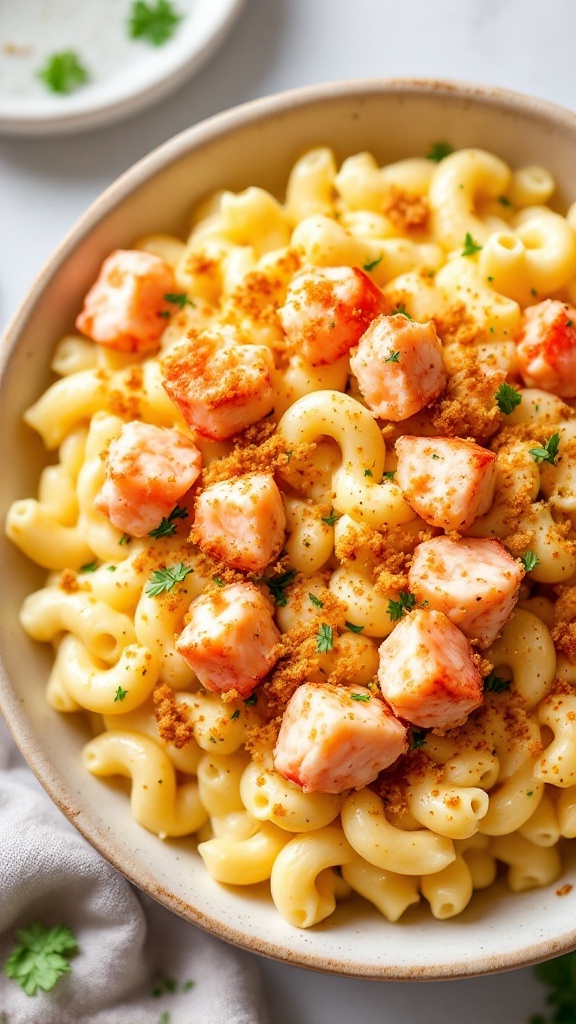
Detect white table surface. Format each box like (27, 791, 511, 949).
(3, 0, 576, 1019)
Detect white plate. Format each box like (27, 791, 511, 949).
(0, 0, 245, 135)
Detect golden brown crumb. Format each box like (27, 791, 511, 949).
(382, 187, 429, 232)
(153, 682, 194, 748)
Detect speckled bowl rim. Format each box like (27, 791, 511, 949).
(2, 77, 576, 979)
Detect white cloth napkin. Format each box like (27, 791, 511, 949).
(0, 715, 267, 1024)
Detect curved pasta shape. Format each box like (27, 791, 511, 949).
(479, 759, 544, 835)
(240, 760, 344, 833)
(270, 825, 354, 927)
(38, 464, 78, 526)
(518, 793, 561, 847)
(20, 588, 137, 664)
(184, 691, 257, 754)
(83, 730, 207, 837)
(490, 834, 562, 892)
(197, 752, 249, 817)
(536, 692, 576, 788)
(341, 789, 455, 875)
(6, 500, 94, 570)
(285, 146, 337, 224)
(485, 610, 556, 709)
(406, 781, 489, 840)
(24, 369, 110, 449)
(341, 852, 421, 922)
(429, 148, 511, 250)
(279, 390, 414, 528)
(198, 821, 290, 885)
(420, 853, 473, 919)
(103, 698, 203, 775)
(283, 498, 333, 575)
(52, 634, 157, 714)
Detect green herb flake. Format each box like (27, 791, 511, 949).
(387, 591, 417, 621)
(145, 563, 193, 597)
(107, 565, 117, 572)
(483, 671, 510, 694)
(118, 533, 131, 546)
(4, 922, 78, 996)
(244, 694, 257, 707)
(350, 692, 371, 702)
(532, 949, 576, 1023)
(529, 433, 560, 466)
(495, 381, 522, 415)
(390, 304, 413, 319)
(164, 292, 195, 309)
(38, 50, 89, 94)
(462, 232, 482, 257)
(230, 710, 241, 721)
(209, 735, 217, 744)
(182, 980, 195, 992)
(410, 729, 428, 749)
(80, 560, 98, 573)
(321, 509, 340, 527)
(385, 350, 400, 363)
(383, 470, 396, 481)
(531, 287, 539, 297)
(148, 505, 189, 539)
(431, 453, 440, 460)
(128, 0, 182, 45)
(316, 623, 334, 654)
(567, 320, 574, 328)
(426, 141, 453, 163)
(497, 195, 512, 207)
(527, 790, 533, 796)
(345, 621, 364, 633)
(114, 686, 128, 702)
(521, 550, 540, 573)
(363, 256, 382, 272)
(309, 593, 324, 608)
(259, 568, 297, 607)
(364, 468, 373, 478)
(158, 1012, 171, 1024)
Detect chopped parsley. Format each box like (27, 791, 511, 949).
(309, 593, 324, 608)
(497, 195, 512, 207)
(363, 256, 382, 272)
(259, 568, 297, 607)
(3, 922, 78, 995)
(531, 949, 576, 1024)
(118, 533, 131, 546)
(244, 694, 258, 706)
(462, 232, 482, 257)
(230, 710, 241, 721)
(531, 288, 539, 297)
(212, 575, 225, 587)
(38, 51, 89, 94)
(390, 304, 413, 319)
(521, 550, 540, 573)
(364, 468, 373, 477)
(426, 141, 453, 163)
(321, 509, 340, 527)
(148, 505, 189, 539)
(80, 560, 98, 573)
(483, 671, 510, 694)
(152, 975, 177, 997)
(345, 621, 364, 633)
(350, 692, 371, 702)
(145, 563, 193, 596)
(567, 319, 574, 328)
(128, 0, 182, 45)
(529, 433, 560, 466)
(387, 591, 417, 621)
(114, 686, 128, 702)
(316, 623, 334, 654)
(385, 350, 400, 363)
(495, 381, 522, 415)
(163, 292, 195, 309)
(383, 470, 396, 481)
(410, 728, 428, 749)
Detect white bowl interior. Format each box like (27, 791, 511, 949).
(2, 79, 576, 978)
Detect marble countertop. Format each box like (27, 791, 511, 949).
(2, 1, 575, 1019)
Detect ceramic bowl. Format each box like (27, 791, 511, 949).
(2, 79, 576, 979)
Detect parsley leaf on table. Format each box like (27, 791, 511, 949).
(38, 51, 89, 94)
(128, 0, 182, 45)
(145, 563, 193, 596)
(4, 922, 78, 996)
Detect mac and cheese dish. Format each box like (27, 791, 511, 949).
(7, 144, 576, 928)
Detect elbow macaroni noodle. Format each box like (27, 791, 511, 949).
(7, 143, 576, 928)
